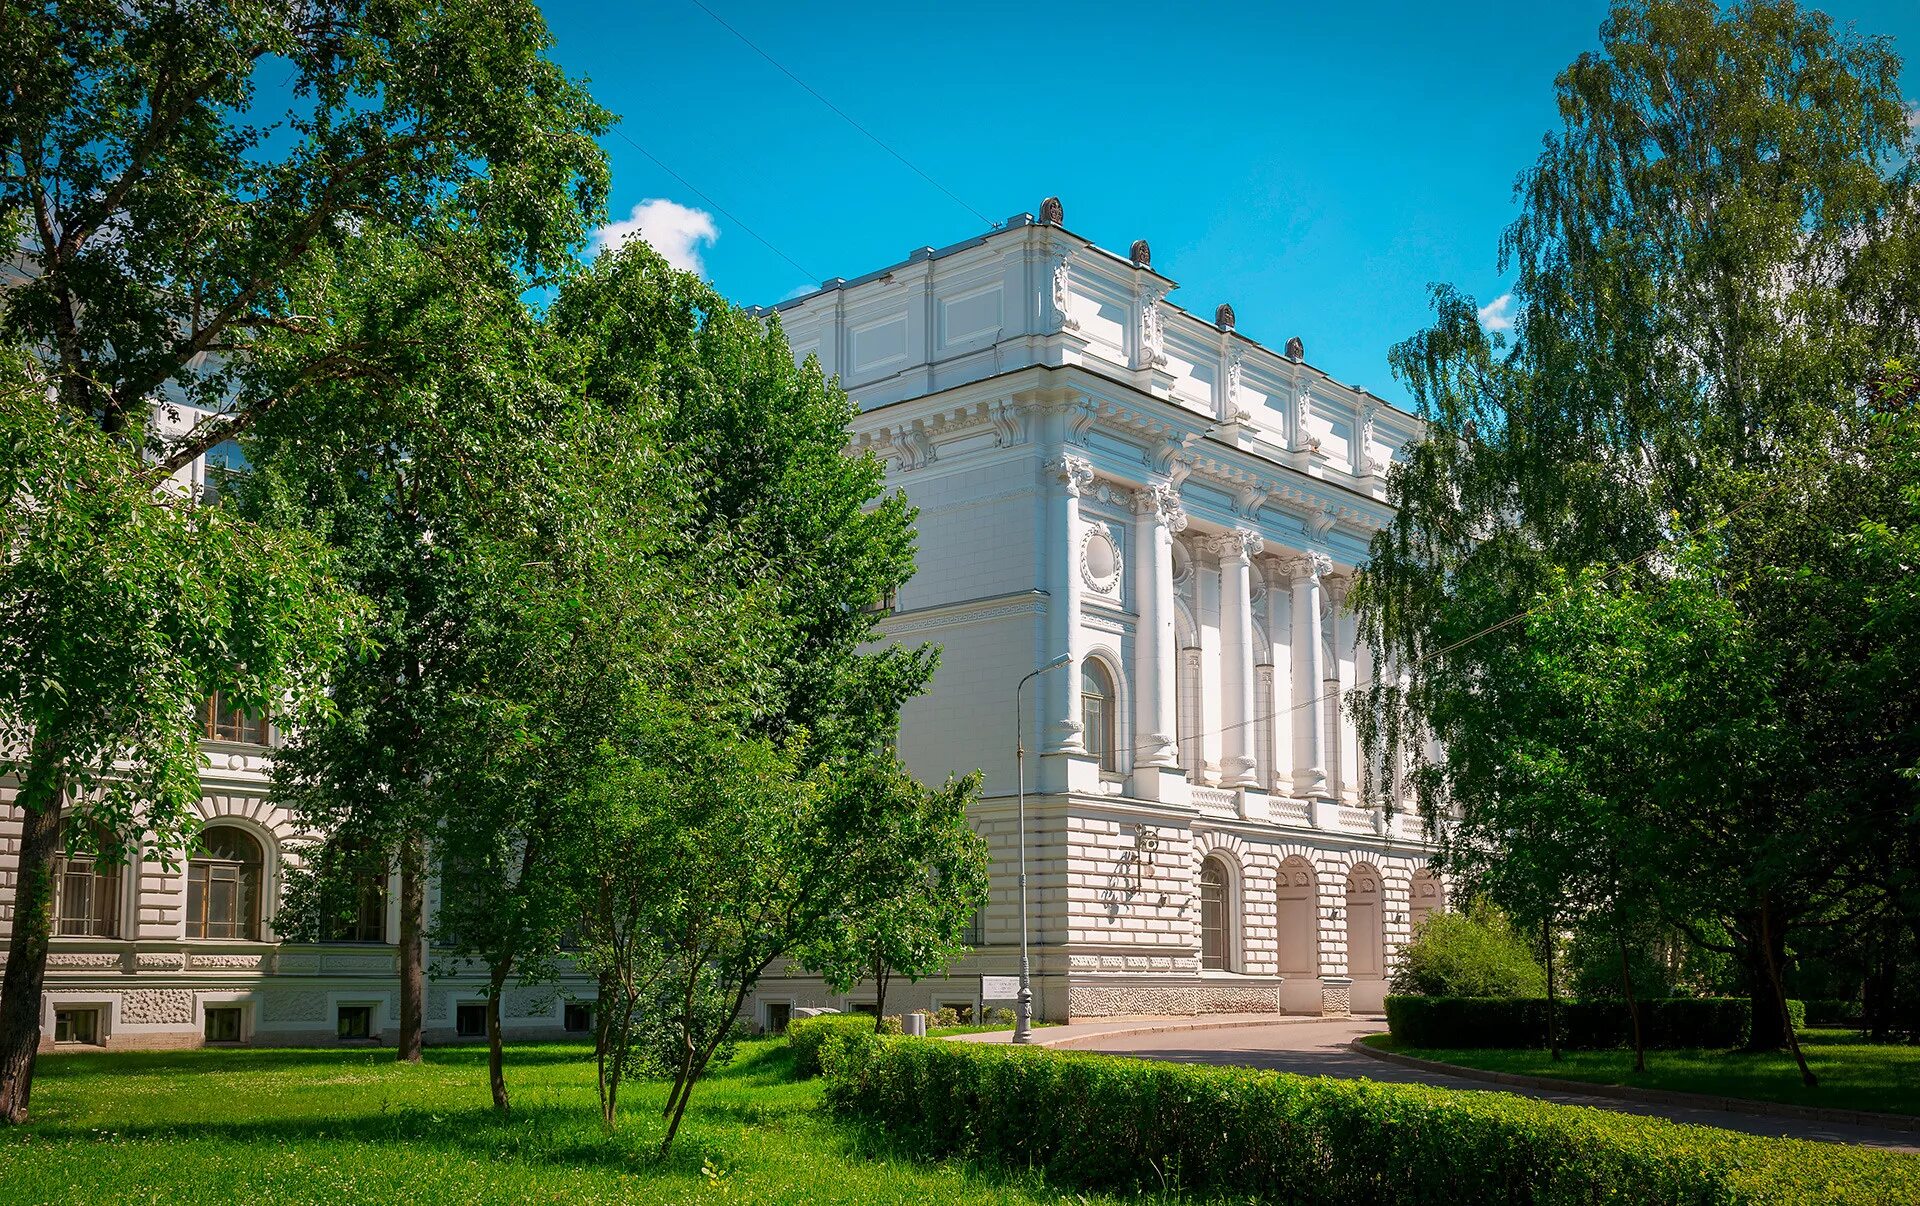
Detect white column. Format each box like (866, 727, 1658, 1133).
(1325, 573, 1355, 803)
(1288, 553, 1331, 798)
(1262, 557, 1293, 792)
(1129, 484, 1183, 768)
(1044, 453, 1092, 753)
(1212, 530, 1263, 789)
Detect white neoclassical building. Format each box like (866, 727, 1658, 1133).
(747, 199, 1441, 1025)
(0, 199, 1443, 1051)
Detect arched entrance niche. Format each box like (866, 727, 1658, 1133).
(1345, 863, 1384, 979)
(1409, 867, 1444, 934)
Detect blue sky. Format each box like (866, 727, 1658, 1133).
(540, 1, 1920, 403)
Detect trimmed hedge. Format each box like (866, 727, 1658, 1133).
(1386, 995, 1806, 1050)
(787, 1013, 881, 1077)
(824, 1036, 1920, 1205)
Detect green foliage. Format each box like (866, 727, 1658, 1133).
(825, 1037, 1920, 1204)
(1385, 996, 1800, 1049)
(1355, 0, 1920, 1061)
(1391, 911, 1547, 998)
(788, 1014, 886, 1077)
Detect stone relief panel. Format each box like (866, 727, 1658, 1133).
(261, 990, 329, 1024)
(121, 989, 195, 1025)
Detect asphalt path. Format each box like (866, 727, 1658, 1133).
(1068, 1016, 1920, 1151)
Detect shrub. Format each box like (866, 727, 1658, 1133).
(788, 1014, 883, 1077)
(1386, 996, 1806, 1050)
(1391, 912, 1546, 998)
(985, 1006, 1014, 1026)
(931, 1007, 960, 1027)
(877, 1014, 904, 1036)
(1805, 997, 1864, 1027)
(824, 1038, 1920, 1204)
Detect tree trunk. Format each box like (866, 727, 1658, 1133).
(1543, 912, 1561, 1062)
(1619, 930, 1646, 1074)
(1742, 905, 1792, 1053)
(397, 833, 426, 1063)
(871, 953, 891, 1033)
(1757, 901, 1816, 1088)
(487, 963, 511, 1113)
(0, 775, 64, 1126)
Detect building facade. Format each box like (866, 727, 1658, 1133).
(747, 201, 1441, 1024)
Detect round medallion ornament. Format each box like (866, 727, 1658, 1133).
(1081, 524, 1123, 594)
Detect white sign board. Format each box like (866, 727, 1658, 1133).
(980, 975, 1021, 1001)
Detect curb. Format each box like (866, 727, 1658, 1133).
(1350, 1037, 1920, 1135)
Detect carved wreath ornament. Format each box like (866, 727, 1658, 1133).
(1081, 522, 1123, 594)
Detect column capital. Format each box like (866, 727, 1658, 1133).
(1046, 452, 1095, 497)
(1323, 570, 1353, 607)
(1283, 551, 1334, 584)
(1202, 528, 1262, 563)
(1128, 481, 1187, 532)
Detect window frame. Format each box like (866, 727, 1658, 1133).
(200, 692, 268, 745)
(185, 825, 265, 942)
(1080, 658, 1119, 773)
(1198, 856, 1234, 972)
(51, 831, 123, 939)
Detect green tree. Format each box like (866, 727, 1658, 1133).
(0, 0, 608, 1105)
(804, 768, 990, 1030)
(0, 374, 357, 1123)
(1390, 909, 1547, 1000)
(1355, 0, 1920, 1062)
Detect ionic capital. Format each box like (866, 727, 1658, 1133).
(1046, 453, 1095, 498)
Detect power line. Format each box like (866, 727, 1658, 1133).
(610, 127, 821, 283)
(684, 0, 998, 231)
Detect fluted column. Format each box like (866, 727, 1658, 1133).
(1044, 453, 1093, 753)
(1129, 484, 1184, 768)
(1211, 529, 1263, 789)
(1287, 553, 1331, 799)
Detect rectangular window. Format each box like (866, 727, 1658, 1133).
(201, 693, 267, 744)
(54, 1008, 100, 1045)
(563, 1003, 592, 1034)
(456, 1003, 488, 1038)
(337, 1005, 372, 1040)
(53, 856, 120, 938)
(205, 1007, 243, 1044)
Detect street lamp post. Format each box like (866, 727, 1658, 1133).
(1014, 651, 1072, 1044)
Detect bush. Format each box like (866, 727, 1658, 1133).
(824, 1037, 1919, 1204)
(1804, 997, 1864, 1027)
(1391, 912, 1546, 998)
(1386, 996, 1806, 1050)
(788, 1014, 883, 1077)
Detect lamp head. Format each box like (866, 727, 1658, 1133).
(1044, 652, 1071, 669)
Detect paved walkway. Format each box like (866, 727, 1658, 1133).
(956, 1015, 1920, 1151)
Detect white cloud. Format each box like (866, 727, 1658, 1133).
(1476, 292, 1515, 333)
(592, 199, 719, 275)
(1907, 100, 1919, 134)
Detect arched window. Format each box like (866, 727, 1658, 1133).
(1081, 659, 1118, 772)
(187, 825, 265, 940)
(53, 825, 121, 939)
(1199, 856, 1233, 971)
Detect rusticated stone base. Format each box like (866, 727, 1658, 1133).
(1066, 977, 1287, 1019)
(1319, 976, 1353, 1018)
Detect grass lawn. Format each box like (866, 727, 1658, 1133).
(0, 1040, 1166, 1205)
(1367, 1028, 1920, 1117)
